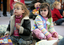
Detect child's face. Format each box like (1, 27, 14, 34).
(56, 3, 61, 9)
(40, 8, 48, 17)
(13, 4, 24, 16)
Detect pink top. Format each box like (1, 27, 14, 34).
(42, 17, 52, 39)
(13, 15, 22, 36)
(43, 17, 48, 30)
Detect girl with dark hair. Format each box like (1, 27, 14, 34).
(32, 3, 58, 40)
(29, 0, 46, 20)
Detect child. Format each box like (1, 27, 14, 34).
(29, 2, 41, 20)
(4, 2, 31, 45)
(32, 3, 58, 40)
(52, 1, 64, 25)
(10, 0, 25, 16)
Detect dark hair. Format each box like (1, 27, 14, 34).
(39, 3, 52, 18)
(30, 0, 45, 10)
(31, 0, 44, 4)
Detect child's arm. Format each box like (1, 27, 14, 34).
(55, 10, 63, 18)
(16, 19, 31, 36)
(5, 23, 10, 35)
(35, 15, 52, 40)
(4, 23, 10, 37)
(48, 18, 58, 38)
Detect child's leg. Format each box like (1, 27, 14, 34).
(18, 38, 32, 45)
(32, 29, 46, 40)
(10, 36, 19, 44)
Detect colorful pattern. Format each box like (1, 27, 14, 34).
(32, 7, 39, 15)
(0, 38, 13, 45)
(32, 15, 56, 38)
(13, 15, 22, 36)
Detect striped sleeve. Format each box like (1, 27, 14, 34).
(48, 22, 56, 33)
(35, 15, 52, 38)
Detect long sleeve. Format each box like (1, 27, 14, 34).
(48, 22, 56, 33)
(19, 19, 31, 36)
(5, 23, 10, 35)
(34, 15, 52, 39)
(52, 8, 63, 21)
(48, 18, 58, 35)
(55, 10, 63, 19)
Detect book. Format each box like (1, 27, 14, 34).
(35, 40, 58, 45)
(35, 35, 63, 45)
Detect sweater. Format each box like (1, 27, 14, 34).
(32, 15, 57, 39)
(52, 8, 63, 22)
(5, 15, 31, 40)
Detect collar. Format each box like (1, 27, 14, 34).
(15, 15, 22, 19)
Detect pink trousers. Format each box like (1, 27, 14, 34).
(32, 29, 58, 40)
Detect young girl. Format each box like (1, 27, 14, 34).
(10, 0, 25, 16)
(52, 1, 64, 25)
(4, 2, 31, 45)
(32, 3, 58, 40)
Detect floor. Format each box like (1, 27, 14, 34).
(0, 11, 64, 37)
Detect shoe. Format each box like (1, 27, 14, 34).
(3, 15, 7, 17)
(0, 8, 1, 11)
(18, 40, 32, 45)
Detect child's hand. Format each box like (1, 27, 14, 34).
(53, 33, 58, 38)
(34, 2, 41, 8)
(4, 34, 9, 37)
(48, 37, 53, 40)
(16, 23, 20, 29)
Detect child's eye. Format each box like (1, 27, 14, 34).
(44, 10, 47, 11)
(22, 9, 23, 10)
(17, 8, 20, 10)
(40, 10, 47, 12)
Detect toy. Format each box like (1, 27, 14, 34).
(32, 7, 40, 15)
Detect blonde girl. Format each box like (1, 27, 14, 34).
(4, 2, 31, 45)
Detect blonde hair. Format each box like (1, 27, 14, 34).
(14, 2, 30, 18)
(53, 1, 61, 8)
